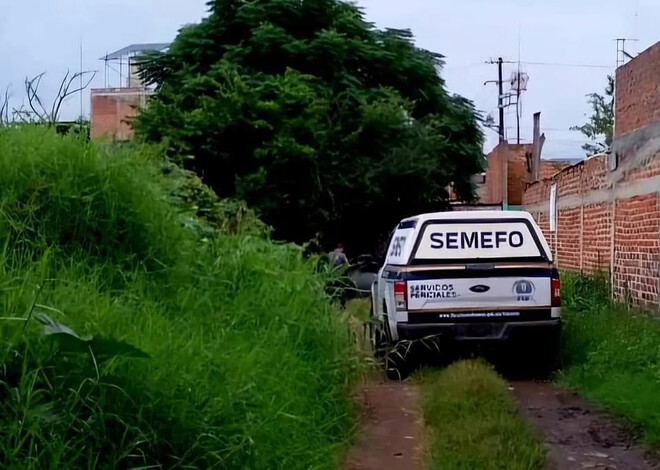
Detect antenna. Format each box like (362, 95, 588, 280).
(517, 25, 522, 144)
(79, 35, 83, 122)
(484, 57, 528, 143)
(633, 0, 639, 53)
(615, 38, 639, 67)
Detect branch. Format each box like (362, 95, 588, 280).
(0, 86, 11, 125)
(12, 106, 34, 124)
(49, 70, 71, 124)
(24, 72, 49, 122)
(50, 70, 97, 124)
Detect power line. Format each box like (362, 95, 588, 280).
(462, 59, 613, 70)
(521, 61, 613, 69)
(506, 126, 587, 132)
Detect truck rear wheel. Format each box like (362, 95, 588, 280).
(384, 342, 413, 381)
(369, 321, 387, 358)
(536, 334, 560, 378)
(385, 352, 409, 381)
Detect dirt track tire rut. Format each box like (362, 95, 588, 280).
(513, 381, 658, 470)
(344, 381, 424, 470)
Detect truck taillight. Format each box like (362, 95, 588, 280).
(551, 277, 561, 307)
(394, 280, 408, 311)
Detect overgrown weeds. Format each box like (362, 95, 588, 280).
(0, 127, 358, 468)
(418, 360, 546, 470)
(560, 272, 660, 451)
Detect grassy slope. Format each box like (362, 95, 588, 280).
(419, 360, 546, 470)
(0, 127, 358, 469)
(560, 273, 660, 450)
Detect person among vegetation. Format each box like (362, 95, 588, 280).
(303, 231, 324, 258)
(329, 243, 349, 270)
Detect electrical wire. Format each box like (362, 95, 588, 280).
(520, 61, 613, 69)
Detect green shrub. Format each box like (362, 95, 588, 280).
(162, 161, 271, 237)
(0, 127, 358, 468)
(561, 271, 611, 311)
(560, 272, 660, 450)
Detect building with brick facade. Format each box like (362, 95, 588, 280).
(90, 44, 166, 140)
(523, 40, 660, 308)
(473, 142, 574, 210)
(90, 87, 152, 140)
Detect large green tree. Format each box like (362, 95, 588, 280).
(135, 0, 484, 254)
(571, 75, 614, 156)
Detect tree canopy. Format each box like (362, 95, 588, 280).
(135, 0, 484, 255)
(571, 74, 614, 156)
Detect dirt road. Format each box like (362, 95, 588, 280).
(344, 377, 658, 470)
(513, 381, 658, 470)
(344, 380, 424, 470)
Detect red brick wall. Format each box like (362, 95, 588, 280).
(481, 144, 503, 204)
(556, 207, 581, 271)
(582, 203, 611, 273)
(524, 151, 660, 307)
(523, 40, 660, 307)
(506, 144, 531, 204)
(615, 41, 660, 137)
(90, 88, 151, 140)
(539, 160, 570, 180)
(613, 195, 660, 303)
(479, 143, 572, 206)
(480, 143, 532, 205)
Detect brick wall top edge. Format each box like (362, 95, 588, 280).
(616, 40, 660, 75)
(615, 40, 660, 137)
(91, 87, 149, 93)
(535, 153, 606, 184)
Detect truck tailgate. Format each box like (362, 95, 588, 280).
(407, 276, 550, 311)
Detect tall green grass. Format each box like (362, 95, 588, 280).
(0, 127, 358, 468)
(560, 272, 660, 450)
(419, 360, 546, 470)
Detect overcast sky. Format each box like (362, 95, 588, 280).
(1, 0, 655, 158)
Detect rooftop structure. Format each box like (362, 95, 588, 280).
(100, 43, 169, 89)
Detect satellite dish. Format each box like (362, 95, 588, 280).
(510, 70, 529, 92)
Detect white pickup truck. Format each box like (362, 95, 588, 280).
(370, 211, 561, 379)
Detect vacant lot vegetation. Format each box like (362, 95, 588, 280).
(419, 360, 546, 470)
(0, 127, 358, 469)
(560, 273, 660, 450)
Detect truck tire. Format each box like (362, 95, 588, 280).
(368, 303, 388, 358)
(384, 342, 412, 381)
(369, 321, 387, 358)
(385, 352, 409, 381)
(536, 334, 560, 378)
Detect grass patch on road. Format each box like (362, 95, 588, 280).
(560, 273, 660, 450)
(419, 360, 546, 470)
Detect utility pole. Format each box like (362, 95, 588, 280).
(485, 58, 507, 143)
(497, 57, 504, 143)
(485, 57, 509, 210)
(515, 69, 521, 144)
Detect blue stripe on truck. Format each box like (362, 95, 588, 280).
(387, 267, 558, 281)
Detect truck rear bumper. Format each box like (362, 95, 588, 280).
(396, 319, 561, 342)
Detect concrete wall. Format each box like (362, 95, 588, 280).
(524, 40, 660, 307)
(90, 88, 151, 140)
